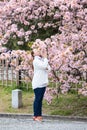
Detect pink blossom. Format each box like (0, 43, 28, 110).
(38, 23, 43, 28)
(17, 41, 24, 45)
(0, 0, 87, 103)
(30, 25, 35, 30)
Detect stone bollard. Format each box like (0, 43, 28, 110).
(12, 89, 23, 108)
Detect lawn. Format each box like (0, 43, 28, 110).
(0, 85, 87, 117)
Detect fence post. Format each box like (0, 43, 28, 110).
(19, 59, 22, 85)
(16, 57, 22, 86)
(6, 59, 9, 87)
(16, 57, 19, 86)
(2, 60, 4, 86)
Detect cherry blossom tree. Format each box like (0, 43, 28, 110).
(0, 0, 87, 103)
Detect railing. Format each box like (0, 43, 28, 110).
(0, 58, 31, 89)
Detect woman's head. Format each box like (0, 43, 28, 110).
(31, 47, 47, 58)
(31, 48, 42, 57)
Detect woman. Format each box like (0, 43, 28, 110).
(32, 48, 51, 121)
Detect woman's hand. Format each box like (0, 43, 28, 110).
(42, 51, 47, 58)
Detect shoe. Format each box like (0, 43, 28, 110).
(33, 116, 37, 120)
(34, 116, 43, 122)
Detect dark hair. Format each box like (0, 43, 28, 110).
(31, 51, 34, 58)
(31, 51, 34, 70)
(31, 50, 42, 58)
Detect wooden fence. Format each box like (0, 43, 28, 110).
(0, 55, 86, 93)
(0, 58, 30, 89)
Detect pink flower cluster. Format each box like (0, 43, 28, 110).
(0, 0, 87, 101)
(44, 87, 58, 104)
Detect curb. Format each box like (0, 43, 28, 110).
(0, 113, 87, 122)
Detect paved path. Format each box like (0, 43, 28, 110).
(0, 117, 87, 130)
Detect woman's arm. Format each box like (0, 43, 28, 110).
(34, 57, 49, 70)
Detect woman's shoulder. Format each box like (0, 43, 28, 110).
(34, 56, 42, 60)
(33, 56, 40, 62)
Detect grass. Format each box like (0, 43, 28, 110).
(49, 94, 87, 116)
(0, 85, 87, 117)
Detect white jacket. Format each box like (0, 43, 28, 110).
(32, 56, 51, 89)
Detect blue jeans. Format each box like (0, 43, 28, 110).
(33, 87, 46, 116)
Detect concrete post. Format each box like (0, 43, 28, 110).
(12, 89, 22, 108)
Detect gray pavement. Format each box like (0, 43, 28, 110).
(0, 116, 87, 130)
